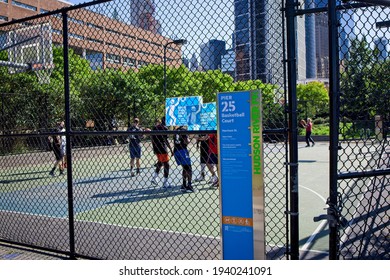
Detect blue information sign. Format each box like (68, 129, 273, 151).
(218, 90, 264, 260)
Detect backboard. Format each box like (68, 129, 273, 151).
(1, 22, 54, 83)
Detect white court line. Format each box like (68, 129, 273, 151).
(299, 184, 328, 251)
(0, 209, 220, 240)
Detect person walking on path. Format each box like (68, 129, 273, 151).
(151, 118, 173, 188)
(127, 117, 144, 177)
(301, 118, 315, 147)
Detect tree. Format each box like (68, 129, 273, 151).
(297, 81, 329, 120)
(340, 37, 375, 121)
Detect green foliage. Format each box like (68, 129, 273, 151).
(297, 81, 329, 120)
(340, 37, 390, 121)
(1, 46, 332, 133)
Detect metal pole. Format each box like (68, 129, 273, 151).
(62, 12, 76, 260)
(163, 45, 167, 100)
(285, 0, 299, 260)
(328, 0, 341, 260)
(163, 39, 186, 101)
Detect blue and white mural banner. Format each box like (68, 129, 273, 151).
(165, 96, 203, 130)
(200, 102, 217, 130)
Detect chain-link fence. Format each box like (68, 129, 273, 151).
(337, 1, 389, 260)
(0, 0, 289, 259)
(301, 0, 389, 260)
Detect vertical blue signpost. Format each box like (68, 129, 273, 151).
(218, 90, 265, 260)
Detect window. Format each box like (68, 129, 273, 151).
(123, 57, 136, 67)
(69, 17, 84, 25)
(12, 1, 37, 11)
(1, 0, 9, 3)
(107, 42, 121, 49)
(87, 37, 103, 44)
(0, 32, 6, 47)
(235, 30, 250, 46)
(137, 60, 148, 68)
(106, 53, 120, 64)
(40, 9, 49, 14)
(123, 46, 136, 52)
(70, 33, 84, 40)
(123, 34, 136, 40)
(235, 0, 248, 15)
(0, 15, 8, 21)
(107, 29, 121, 36)
(86, 51, 103, 70)
(87, 23, 103, 30)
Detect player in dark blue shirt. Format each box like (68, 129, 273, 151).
(173, 126, 194, 192)
(127, 118, 144, 176)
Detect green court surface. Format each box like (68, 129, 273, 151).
(1, 140, 335, 258)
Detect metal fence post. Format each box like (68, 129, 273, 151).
(328, 0, 341, 260)
(285, 0, 299, 260)
(62, 11, 76, 260)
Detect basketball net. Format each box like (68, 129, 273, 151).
(32, 63, 54, 84)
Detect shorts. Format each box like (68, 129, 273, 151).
(200, 149, 208, 164)
(53, 147, 64, 161)
(130, 146, 141, 159)
(207, 153, 218, 164)
(174, 149, 191, 166)
(156, 153, 170, 163)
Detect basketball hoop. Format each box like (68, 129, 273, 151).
(1, 22, 54, 83)
(32, 63, 55, 84)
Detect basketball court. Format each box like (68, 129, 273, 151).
(0, 138, 333, 259)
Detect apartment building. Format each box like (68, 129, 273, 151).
(0, 0, 182, 70)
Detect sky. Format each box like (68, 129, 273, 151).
(68, 0, 390, 57)
(67, 0, 235, 60)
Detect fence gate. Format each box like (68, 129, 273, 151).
(0, 0, 292, 259)
(297, 0, 389, 260)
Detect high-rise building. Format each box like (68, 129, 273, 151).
(130, 0, 162, 34)
(297, 13, 307, 81)
(305, 1, 317, 78)
(374, 37, 389, 61)
(200, 39, 226, 71)
(315, 13, 329, 78)
(314, 0, 355, 62)
(234, 0, 289, 84)
(221, 49, 236, 78)
(189, 53, 199, 72)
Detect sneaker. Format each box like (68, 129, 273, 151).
(305, 145, 310, 147)
(208, 176, 217, 184)
(59, 170, 65, 176)
(210, 175, 218, 185)
(312, 143, 315, 147)
(162, 180, 170, 189)
(151, 177, 158, 185)
(194, 175, 205, 182)
(186, 186, 195, 193)
(211, 179, 219, 188)
(49, 170, 55, 177)
(131, 171, 135, 177)
(180, 185, 187, 192)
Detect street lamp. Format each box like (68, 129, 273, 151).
(163, 39, 187, 100)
